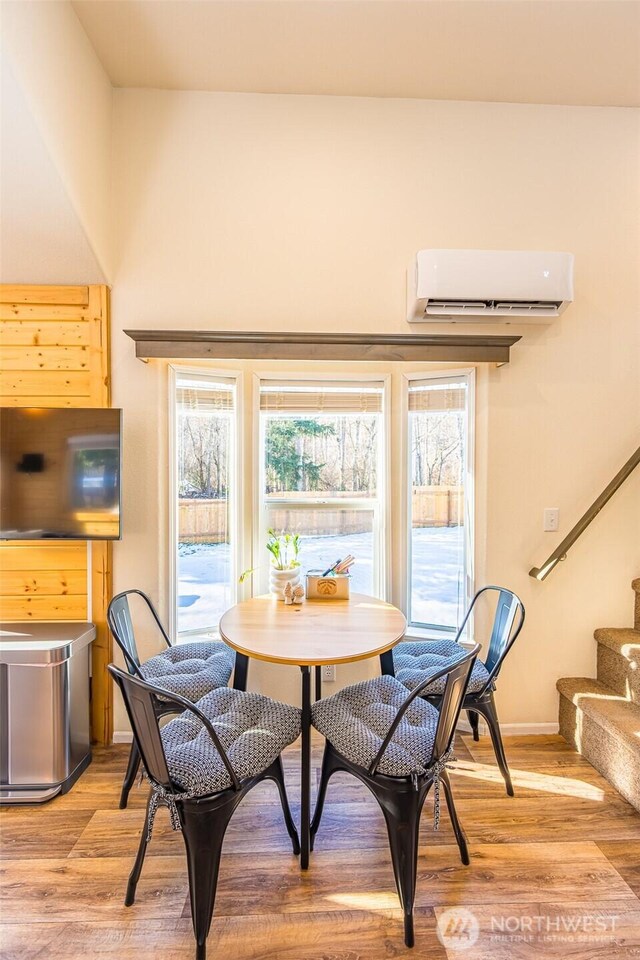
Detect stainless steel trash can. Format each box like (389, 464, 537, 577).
(0, 621, 95, 803)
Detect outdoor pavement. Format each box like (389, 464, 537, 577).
(178, 526, 464, 634)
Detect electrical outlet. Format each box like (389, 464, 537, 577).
(543, 507, 560, 532)
(322, 664, 336, 682)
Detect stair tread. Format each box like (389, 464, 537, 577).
(594, 626, 640, 659)
(557, 677, 640, 750)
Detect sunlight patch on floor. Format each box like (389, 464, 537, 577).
(325, 891, 403, 913)
(450, 760, 606, 801)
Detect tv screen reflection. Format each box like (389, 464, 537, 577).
(0, 408, 122, 540)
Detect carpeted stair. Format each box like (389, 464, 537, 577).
(557, 578, 640, 813)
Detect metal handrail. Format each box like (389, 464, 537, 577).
(529, 445, 640, 581)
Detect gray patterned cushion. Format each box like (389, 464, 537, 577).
(311, 675, 440, 778)
(160, 688, 301, 795)
(140, 640, 234, 701)
(394, 640, 490, 695)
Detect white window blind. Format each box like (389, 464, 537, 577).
(260, 380, 384, 414)
(177, 375, 235, 413)
(408, 381, 467, 413)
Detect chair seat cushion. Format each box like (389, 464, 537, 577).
(311, 675, 440, 778)
(394, 640, 490, 695)
(160, 688, 301, 795)
(140, 640, 234, 701)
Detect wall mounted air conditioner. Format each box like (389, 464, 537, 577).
(407, 249, 574, 323)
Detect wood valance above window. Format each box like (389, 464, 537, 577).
(125, 330, 521, 364)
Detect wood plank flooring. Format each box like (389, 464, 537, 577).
(2, 734, 640, 959)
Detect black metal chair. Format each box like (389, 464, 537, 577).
(108, 664, 301, 960)
(310, 644, 480, 948)
(391, 586, 525, 796)
(108, 589, 236, 808)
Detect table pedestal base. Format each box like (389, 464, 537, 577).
(300, 666, 311, 869)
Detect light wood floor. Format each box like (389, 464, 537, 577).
(2, 733, 640, 959)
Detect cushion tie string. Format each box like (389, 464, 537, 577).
(146, 789, 182, 842)
(429, 749, 455, 831)
(143, 776, 199, 843)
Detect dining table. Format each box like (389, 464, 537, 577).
(219, 592, 406, 868)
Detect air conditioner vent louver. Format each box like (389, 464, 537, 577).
(425, 299, 562, 316)
(427, 301, 489, 311)
(494, 301, 561, 312)
(408, 250, 574, 324)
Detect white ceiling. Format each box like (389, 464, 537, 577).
(72, 0, 640, 107)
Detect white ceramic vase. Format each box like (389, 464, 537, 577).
(269, 566, 301, 600)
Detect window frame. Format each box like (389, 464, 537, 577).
(401, 367, 475, 639)
(168, 363, 476, 639)
(253, 372, 391, 601)
(168, 364, 243, 640)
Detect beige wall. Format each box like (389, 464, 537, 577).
(2, 1, 113, 279)
(0, 55, 105, 284)
(108, 90, 640, 732)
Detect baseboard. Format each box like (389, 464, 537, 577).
(113, 731, 133, 744)
(500, 721, 559, 735)
(458, 718, 559, 736)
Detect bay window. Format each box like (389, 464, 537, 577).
(169, 365, 474, 639)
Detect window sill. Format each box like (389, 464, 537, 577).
(176, 628, 220, 644)
(404, 625, 454, 641)
(403, 626, 475, 648)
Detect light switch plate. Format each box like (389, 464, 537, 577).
(543, 507, 560, 532)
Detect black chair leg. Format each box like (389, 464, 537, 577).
(265, 756, 300, 855)
(310, 742, 341, 850)
(181, 803, 234, 960)
(477, 694, 514, 797)
(467, 709, 480, 741)
(120, 739, 141, 809)
(125, 792, 153, 906)
(376, 788, 422, 948)
(440, 769, 470, 866)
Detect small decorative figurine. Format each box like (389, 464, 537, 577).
(283, 581, 305, 605)
(283, 581, 294, 605)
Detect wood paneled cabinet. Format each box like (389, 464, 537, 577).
(0, 285, 113, 745)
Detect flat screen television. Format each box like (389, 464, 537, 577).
(0, 407, 122, 540)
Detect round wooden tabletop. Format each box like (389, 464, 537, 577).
(219, 593, 407, 667)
